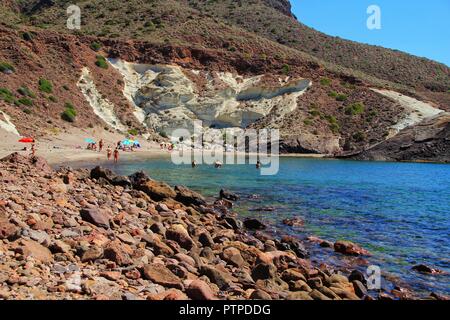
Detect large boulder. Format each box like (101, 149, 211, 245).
(136, 180, 177, 201)
(175, 185, 207, 207)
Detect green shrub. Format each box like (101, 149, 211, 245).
(95, 55, 109, 69)
(48, 96, 58, 102)
(61, 108, 76, 122)
(328, 91, 338, 98)
(281, 64, 290, 75)
(353, 131, 366, 142)
(320, 78, 331, 86)
(17, 97, 33, 106)
(90, 42, 102, 52)
(39, 78, 53, 93)
(336, 93, 348, 102)
(128, 128, 139, 136)
(62, 85, 70, 91)
(329, 123, 340, 133)
(0, 88, 14, 103)
(303, 119, 313, 126)
(17, 86, 36, 98)
(0, 61, 15, 73)
(23, 108, 32, 114)
(345, 102, 365, 115)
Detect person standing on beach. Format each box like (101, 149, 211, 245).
(30, 143, 36, 157)
(192, 160, 197, 168)
(107, 146, 112, 160)
(113, 148, 119, 163)
(99, 139, 104, 152)
(256, 160, 261, 169)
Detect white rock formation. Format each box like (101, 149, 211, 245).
(109, 59, 312, 137)
(371, 88, 444, 138)
(0, 109, 20, 136)
(77, 68, 127, 132)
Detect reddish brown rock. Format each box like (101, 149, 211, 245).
(80, 207, 111, 229)
(165, 224, 194, 250)
(17, 239, 53, 263)
(186, 279, 216, 300)
(334, 240, 370, 256)
(136, 180, 177, 201)
(143, 264, 183, 290)
(0, 217, 18, 240)
(103, 240, 133, 266)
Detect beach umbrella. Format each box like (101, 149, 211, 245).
(84, 138, 95, 143)
(121, 139, 132, 146)
(19, 137, 35, 143)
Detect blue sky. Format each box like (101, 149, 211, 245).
(291, 0, 450, 66)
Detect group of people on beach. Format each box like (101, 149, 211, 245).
(86, 139, 120, 163)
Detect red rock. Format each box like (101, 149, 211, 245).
(143, 264, 183, 290)
(17, 239, 53, 263)
(165, 224, 194, 250)
(334, 241, 370, 256)
(186, 279, 217, 300)
(0, 217, 18, 240)
(103, 240, 133, 266)
(80, 207, 110, 229)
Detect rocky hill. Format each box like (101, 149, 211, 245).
(0, 0, 449, 160)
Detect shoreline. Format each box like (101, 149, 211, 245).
(0, 152, 448, 300)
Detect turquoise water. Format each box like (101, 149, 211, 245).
(90, 156, 450, 296)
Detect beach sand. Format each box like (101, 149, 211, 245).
(0, 126, 327, 167)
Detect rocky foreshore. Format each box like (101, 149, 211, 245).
(0, 153, 446, 300)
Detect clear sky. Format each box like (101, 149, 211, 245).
(291, 0, 450, 66)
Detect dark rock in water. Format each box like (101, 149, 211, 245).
(353, 280, 368, 298)
(334, 240, 369, 256)
(412, 264, 444, 274)
(90, 166, 115, 182)
(80, 207, 110, 229)
(282, 217, 304, 227)
(430, 292, 449, 300)
(349, 270, 367, 285)
(244, 218, 266, 230)
(111, 175, 132, 188)
(224, 217, 243, 230)
(278, 236, 308, 258)
(220, 189, 239, 201)
(128, 171, 150, 187)
(175, 185, 207, 207)
(251, 263, 277, 281)
(249, 206, 275, 212)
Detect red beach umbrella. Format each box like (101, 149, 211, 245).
(18, 137, 35, 143)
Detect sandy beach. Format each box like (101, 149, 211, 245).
(0, 126, 327, 167)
